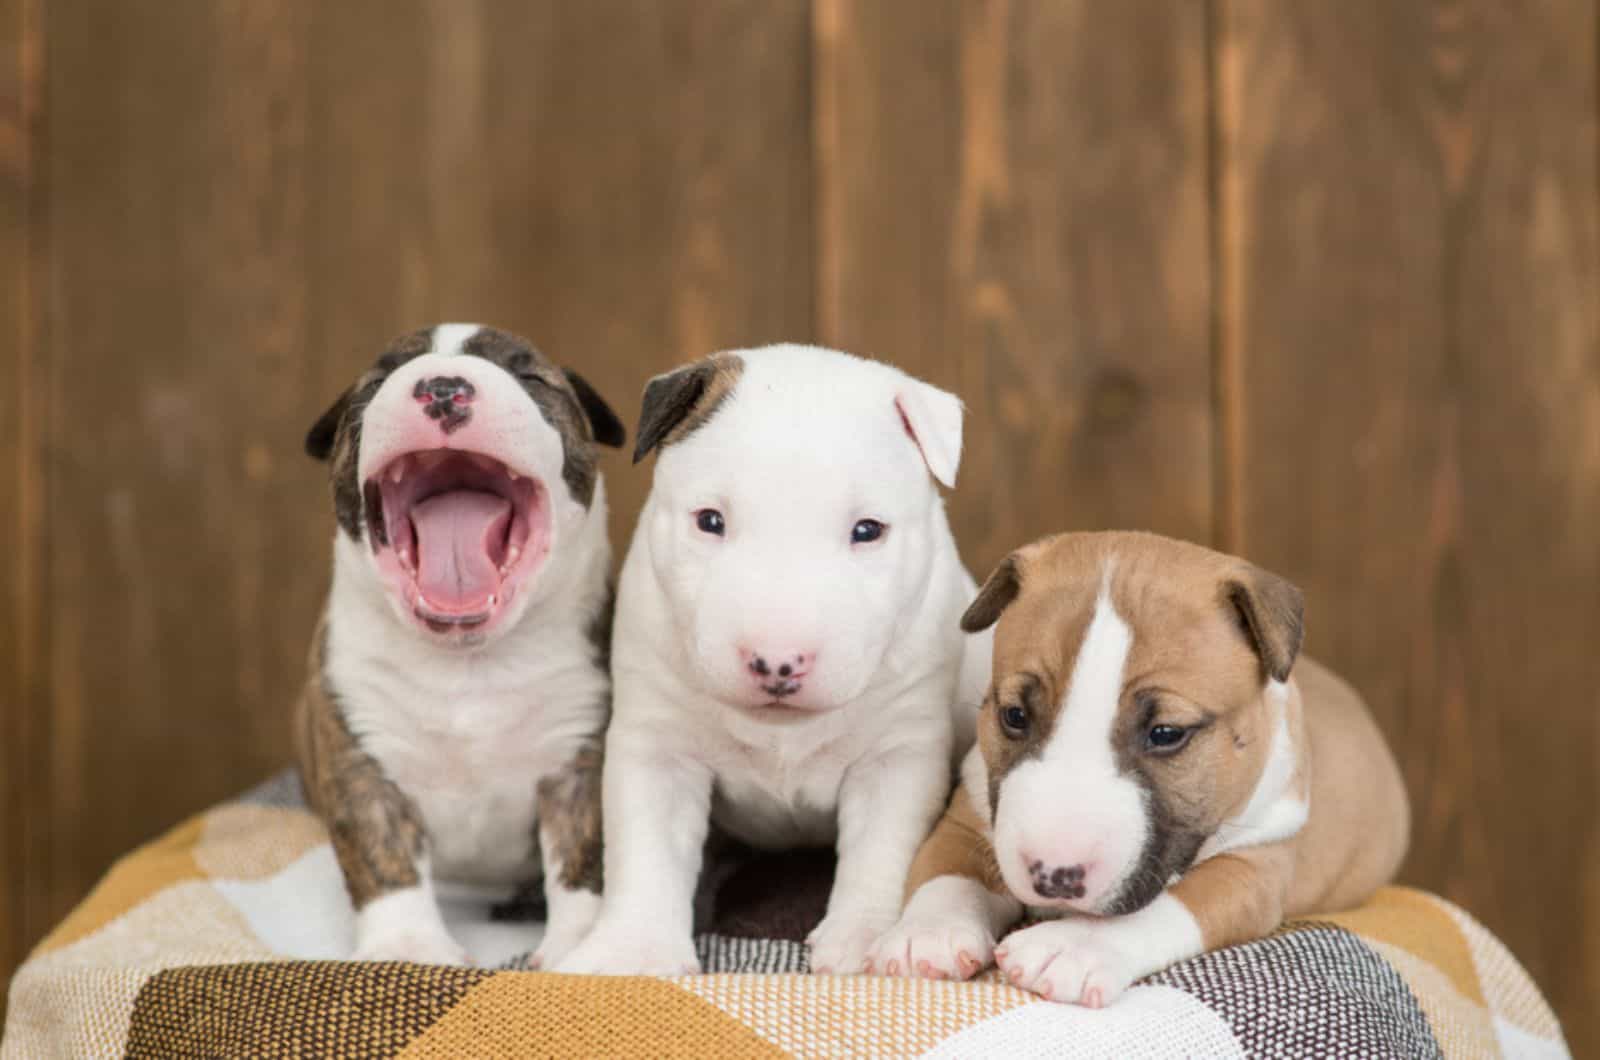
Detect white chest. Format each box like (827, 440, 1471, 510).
(331, 634, 607, 887)
(702, 718, 868, 850)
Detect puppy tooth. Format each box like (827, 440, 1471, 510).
(505, 467, 520, 482)
(389, 462, 405, 484)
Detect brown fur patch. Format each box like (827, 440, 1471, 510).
(306, 327, 623, 542)
(948, 530, 1406, 945)
(294, 621, 427, 907)
(535, 743, 605, 893)
(307, 328, 432, 541)
(460, 327, 621, 507)
(902, 785, 1008, 902)
(632, 354, 745, 462)
(974, 533, 1288, 912)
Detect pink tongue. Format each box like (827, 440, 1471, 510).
(410, 490, 512, 614)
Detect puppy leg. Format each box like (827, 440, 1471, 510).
(529, 743, 605, 969)
(552, 731, 711, 975)
(298, 682, 465, 965)
(869, 786, 1021, 980)
(996, 843, 1293, 1007)
(810, 745, 950, 974)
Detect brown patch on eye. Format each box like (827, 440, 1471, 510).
(295, 620, 427, 907)
(973, 531, 1295, 915)
(320, 328, 432, 541)
(461, 327, 607, 507)
(535, 742, 604, 893)
(632, 353, 745, 462)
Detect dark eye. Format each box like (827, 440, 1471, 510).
(851, 519, 886, 544)
(695, 509, 725, 536)
(1146, 724, 1190, 753)
(999, 704, 1030, 739)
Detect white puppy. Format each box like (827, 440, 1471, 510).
(556, 344, 988, 975)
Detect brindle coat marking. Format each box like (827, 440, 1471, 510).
(535, 743, 605, 892)
(297, 324, 623, 943)
(632, 353, 745, 462)
(294, 622, 427, 906)
(304, 326, 624, 535)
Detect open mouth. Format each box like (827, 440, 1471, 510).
(362, 450, 548, 634)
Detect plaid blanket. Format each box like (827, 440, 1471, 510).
(3, 774, 1568, 1059)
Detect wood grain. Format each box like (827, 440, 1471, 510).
(815, 0, 1215, 574)
(305, 0, 813, 556)
(1214, 1, 1600, 1051)
(0, 0, 44, 1015)
(42, 0, 314, 938)
(16, 0, 812, 977)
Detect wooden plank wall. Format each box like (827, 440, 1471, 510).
(5, 1, 1596, 1050)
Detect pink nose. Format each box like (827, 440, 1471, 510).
(739, 648, 813, 696)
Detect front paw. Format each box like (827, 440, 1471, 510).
(994, 919, 1138, 1007)
(530, 892, 602, 970)
(354, 925, 470, 967)
(552, 919, 700, 976)
(807, 913, 894, 975)
(868, 913, 994, 981)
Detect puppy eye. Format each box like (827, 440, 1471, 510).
(851, 519, 886, 545)
(695, 509, 726, 537)
(999, 704, 1030, 739)
(1146, 724, 1191, 754)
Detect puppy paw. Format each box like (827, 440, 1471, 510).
(994, 919, 1138, 1007)
(867, 913, 994, 981)
(552, 920, 700, 976)
(807, 913, 894, 975)
(529, 892, 603, 970)
(354, 926, 471, 967)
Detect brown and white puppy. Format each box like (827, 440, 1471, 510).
(296, 323, 624, 967)
(869, 531, 1410, 1006)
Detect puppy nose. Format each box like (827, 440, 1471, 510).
(739, 648, 813, 697)
(1025, 856, 1089, 901)
(414, 376, 477, 432)
(742, 649, 812, 679)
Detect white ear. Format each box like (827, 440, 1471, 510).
(894, 380, 964, 489)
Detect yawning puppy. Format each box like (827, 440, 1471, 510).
(296, 323, 625, 967)
(555, 344, 989, 976)
(870, 531, 1409, 1006)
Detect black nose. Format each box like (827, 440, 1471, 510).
(1028, 859, 1087, 900)
(414, 376, 476, 432)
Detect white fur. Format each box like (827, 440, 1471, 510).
(992, 570, 1148, 912)
(352, 868, 468, 965)
(1197, 682, 1308, 862)
(870, 874, 1021, 980)
(555, 345, 983, 976)
(323, 324, 612, 961)
(429, 322, 483, 357)
(995, 892, 1204, 1007)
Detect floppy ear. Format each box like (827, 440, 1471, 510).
(632, 355, 741, 463)
(961, 553, 1024, 633)
(305, 389, 352, 461)
(1224, 563, 1305, 682)
(894, 379, 964, 489)
(563, 368, 626, 449)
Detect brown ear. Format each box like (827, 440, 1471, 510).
(1224, 564, 1305, 682)
(305, 389, 352, 461)
(961, 554, 1024, 633)
(632, 355, 743, 464)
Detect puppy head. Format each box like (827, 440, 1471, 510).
(633, 343, 963, 719)
(962, 531, 1304, 915)
(306, 324, 624, 645)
